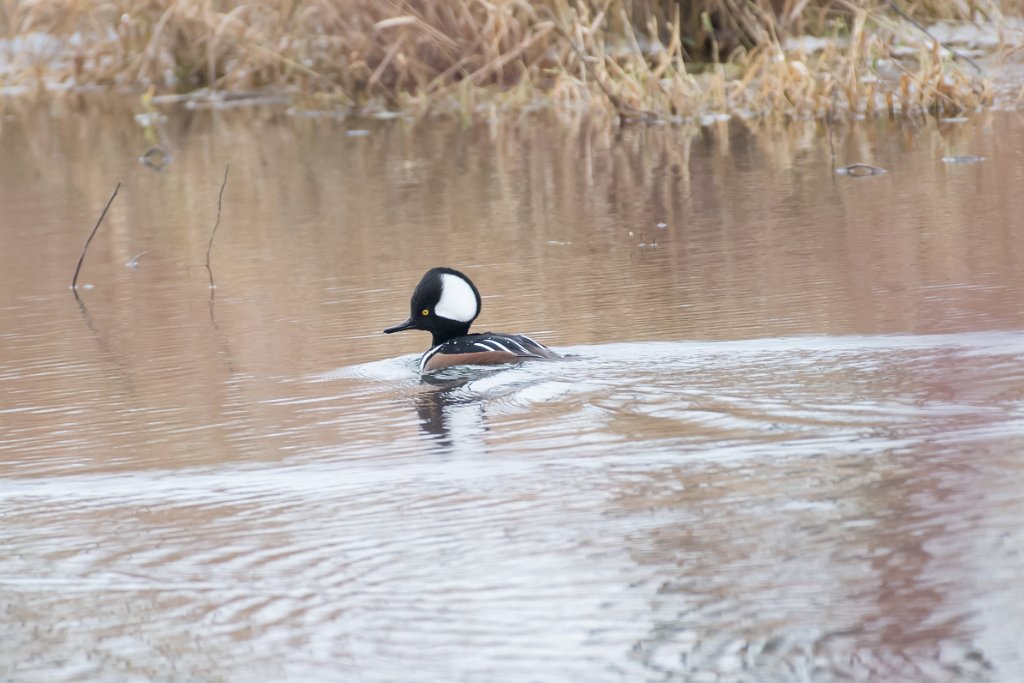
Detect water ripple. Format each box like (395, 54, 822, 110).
(3, 332, 1024, 682)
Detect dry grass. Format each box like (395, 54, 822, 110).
(0, 0, 1009, 122)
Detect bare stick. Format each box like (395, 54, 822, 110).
(205, 164, 230, 289)
(828, 89, 838, 175)
(72, 182, 121, 292)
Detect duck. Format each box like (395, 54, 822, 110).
(383, 267, 561, 374)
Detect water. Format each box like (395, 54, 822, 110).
(2, 98, 1023, 682)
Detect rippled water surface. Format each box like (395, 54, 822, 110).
(2, 100, 1024, 682)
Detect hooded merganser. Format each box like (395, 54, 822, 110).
(383, 267, 561, 374)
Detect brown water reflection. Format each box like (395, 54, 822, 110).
(1, 98, 1023, 682)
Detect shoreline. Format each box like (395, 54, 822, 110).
(0, 2, 1016, 125)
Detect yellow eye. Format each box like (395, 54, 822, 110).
(421, 309, 430, 316)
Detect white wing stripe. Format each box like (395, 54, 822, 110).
(419, 344, 443, 373)
(505, 338, 529, 354)
(486, 340, 515, 354)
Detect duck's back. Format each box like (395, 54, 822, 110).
(420, 332, 560, 373)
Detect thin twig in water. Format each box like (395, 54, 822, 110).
(72, 182, 121, 295)
(828, 90, 838, 175)
(887, 0, 983, 74)
(206, 164, 230, 289)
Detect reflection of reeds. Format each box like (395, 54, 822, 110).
(1, 1, 1000, 120)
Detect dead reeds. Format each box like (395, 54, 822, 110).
(0, 1, 1008, 122)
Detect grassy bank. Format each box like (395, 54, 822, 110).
(0, 1, 1010, 122)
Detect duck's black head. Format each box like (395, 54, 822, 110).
(383, 267, 482, 346)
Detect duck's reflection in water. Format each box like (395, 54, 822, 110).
(414, 369, 503, 452)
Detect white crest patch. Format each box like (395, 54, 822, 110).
(435, 273, 478, 322)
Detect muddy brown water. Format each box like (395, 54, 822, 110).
(2, 98, 1024, 682)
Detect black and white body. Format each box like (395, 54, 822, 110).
(383, 267, 561, 374)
